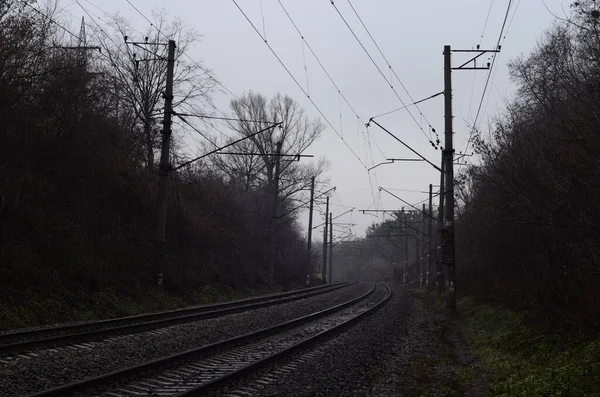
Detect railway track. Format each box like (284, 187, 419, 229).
(25, 282, 391, 397)
(0, 282, 352, 357)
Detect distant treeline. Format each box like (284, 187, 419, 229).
(456, 1, 600, 330)
(0, 2, 322, 297)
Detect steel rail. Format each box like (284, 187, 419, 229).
(0, 282, 353, 356)
(25, 282, 376, 397)
(180, 283, 392, 396)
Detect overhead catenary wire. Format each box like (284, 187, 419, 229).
(276, 0, 384, 208)
(173, 113, 278, 124)
(472, 0, 514, 129)
(345, 0, 440, 143)
(124, 0, 154, 28)
(20, 1, 83, 44)
(231, 0, 367, 170)
(467, 0, 496, 120)
(176, 114, 220, 149)
(461, 0, 516, 167)
(370, 91, 444, 121)
(172, 122, 281, 171)
(329, 0, 438, 148)
(86, 0, 275, 162)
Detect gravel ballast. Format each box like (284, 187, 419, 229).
(0, 282, 371, 397)
(234, 282, 469, 396)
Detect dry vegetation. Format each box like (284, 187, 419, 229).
(455, 1, 600, 331)
(0, 1, 313, 320)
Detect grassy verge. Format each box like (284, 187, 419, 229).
(413, 291, 479, 397)
(0, 284, 284, 331)
(458, 296, 600, 396)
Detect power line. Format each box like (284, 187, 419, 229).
(329, 1, 437, 148)
(277, 0, 363, 122)
(87, 0, 263, 154)
(172, 122, 281, 171)
(176, 114, 220, 148)
(479, 0, 496, 46)
(122, 0, 254, 113)
(231, 0, 367, 169)
(468, 0, 514, 138)
(276, 0, 383, 213)
(21, 1, 81, 42)
(346, 0, 440, 143)
(460, 0, 520, 172)
(367, 119, 441, 172)
(173, 113, 277, 124)
(124, 0, 154, 28)
(278, 0, 385, 179)
(473, 0, 513, 127)
(371, 91, 444, 120)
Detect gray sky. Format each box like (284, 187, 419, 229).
(58, 0, 566, 240)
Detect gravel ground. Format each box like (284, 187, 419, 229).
(0, 282, 371, 397)
(234, 282, 472, 397)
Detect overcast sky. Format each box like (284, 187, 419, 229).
(57, 0, 567, 240)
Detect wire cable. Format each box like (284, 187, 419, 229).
(124, 0, 154, 28)
(460, 0, 519, 172)
(346, 0, 440, 143)
(329, 1, 437, 148)
(277, 0, 384, 182)
(470, 0, 514, 134)
(232, 0, 367, 169)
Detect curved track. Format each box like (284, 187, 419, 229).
(0, 282, 352, 357)
(25, 282, 391, 397)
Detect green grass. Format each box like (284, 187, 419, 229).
(458, 296, 600, 397)
(0, 284, 272, 331)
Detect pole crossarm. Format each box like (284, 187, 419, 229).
(367, 158, 424, 171)
(276, 186, 336, 219)
(171, 122, 282, 171)
(215, 152, 314, 163)
(367, 119, 442, 172)
(451, 49, 501, 70)
(312, 208, 355, 229)
(173, 112, 279, 124)
(360, 210, 427, 236)
(370, 91, 444, 120)
(367, 234, 408, 238)
(379, 186, 437, 221)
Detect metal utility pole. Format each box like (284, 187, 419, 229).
(269, 140, 284, 285)
(437, 45, 500, 301)
(154, 39, 176, 288)
(306, 176, 315, 285)
(403, 207, 407, 285)
(322, 196, 329, 283)
(415, 224, 423, 288)
(422, 203, 427, 288)
(436, 158, 445, 293)
(443, 45, 456, 309)
(329, 212, 333, 283)
(428, 184, 433, 291)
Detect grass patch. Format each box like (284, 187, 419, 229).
(0, 284, 279, 331)
(458, 296, 600, 396)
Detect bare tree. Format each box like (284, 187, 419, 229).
(207, 92, 327, 283)
(96, 9, 216, 170)
(213, 91, 327, 204)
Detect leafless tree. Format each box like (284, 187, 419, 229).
(212, 91, 328, 206)
(95, 9, 216, 170)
